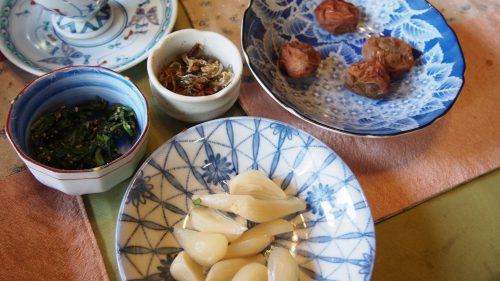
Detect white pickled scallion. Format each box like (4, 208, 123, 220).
(192, 194, 306, 223)
(241, 219, 293, 240)
(169, 251, 204, 281)
(206, 255, 266, 281)
(231, 263, 268, 281)
(267, 247, 299, 281)
(224, 235, 273, 259)
(229, 170, 286, 200)
(190, 207, 247, 242)
(172, 226, 228, 267)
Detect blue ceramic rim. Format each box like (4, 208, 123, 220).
(0, 0, 178, 75)
(5, 65, 150, 174)
(114, 115, 377, 280)
(241, 0, 466, 138)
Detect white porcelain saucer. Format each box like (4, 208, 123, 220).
(0, 0, 177, 76)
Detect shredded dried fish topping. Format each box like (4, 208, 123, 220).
(158, 43, 234, 96)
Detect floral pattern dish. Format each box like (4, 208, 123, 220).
(115, 117, 375, 281)
(242, 0, 465, 136)
(0, 0, 177, 75)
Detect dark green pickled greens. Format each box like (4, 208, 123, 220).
(29, 96, 138, 170)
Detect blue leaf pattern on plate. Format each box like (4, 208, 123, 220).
(242, 0, 465, 136)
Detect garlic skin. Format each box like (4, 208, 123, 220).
(206, 255, 266, 281)
(231, 263, 268, 281)
(190, 207, 247, 242)
(229, 170, 286, 200)
(172, 226, 228, 267)
(267, 247, 299, 281)
(225, 235, 273, 259)
(193, 194, 306, 223)
(169, 251, 205, 281)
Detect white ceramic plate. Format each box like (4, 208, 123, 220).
(116, 117, 376, 281)
(0, 0, 177, 75)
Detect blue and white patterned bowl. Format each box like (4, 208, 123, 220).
(116, 117, 376, 281)
(0, 0, 177, 75)
(6, 66, 149, 195)
(242, 0, 465, 136)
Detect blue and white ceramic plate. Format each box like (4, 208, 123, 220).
(242, 0, 465, 137)
(116, 117, 376, 281)
(0, 0, 177, 76)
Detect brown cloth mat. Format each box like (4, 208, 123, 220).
(0, 62, 33, 178)
(0, 171, 109, 281)
(180, 0, 500, 221)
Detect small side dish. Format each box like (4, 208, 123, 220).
(147, 29, 243, 123)
(158, 43, 233, 96)
(279, 41, 321, 78)
(169, 169, 305, 281)
(30, 97, 137, 170)
(362, 37, 415, 76)
(6, 66, 149, 194)
(314, 0, 360, 35)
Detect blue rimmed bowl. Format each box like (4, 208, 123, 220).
(242, 0, 465, 137)
(116, 117, 375, 281)
(6, 66, 149, 195)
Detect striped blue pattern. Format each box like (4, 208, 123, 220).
(116, 117, 376, 281)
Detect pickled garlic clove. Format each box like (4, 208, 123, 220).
(231, 263, 268, 281)
(206, 255, 266, 281)
(172, 226, 228, 267)
(190, 207, 247, 242)
(222, 219, 292, 260)
(192, 194, 306, 223)
(229, 170, 286, 200)
(169, 251, 205, 281)
(224, 235, 273, 259)
(267, 247, 299, 281)
(241, 219, 293, 240)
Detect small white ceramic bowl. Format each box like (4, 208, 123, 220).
(6, 66, 149, 195)
(147, 29, 243, 123)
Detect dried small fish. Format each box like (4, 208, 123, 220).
(158, 43, 233, 96)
